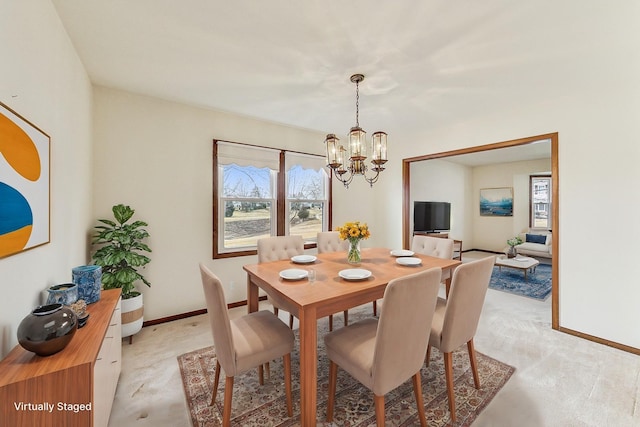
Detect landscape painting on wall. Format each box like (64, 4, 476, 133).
(480, 187, 513, 216)
(0, 102, 50, 258)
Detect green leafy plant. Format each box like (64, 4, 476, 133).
(507, 236, 523, 247)
(92, 204, 151, 299)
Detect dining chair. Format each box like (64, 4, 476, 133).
(199, 263, 294, 426)
(324, 267, 442, 427)
(425, 255, 495, 422)
(316, 231, 351, 330)
(257, 235, 305, 329)
(411, 235, 455, 283)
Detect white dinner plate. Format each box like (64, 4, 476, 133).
(396, 257, 422, 266)
(291, 255, 317, 264)
(390, 249, 415, 257)
(339, 269, 372, 281)
(279, 269, 309, 280)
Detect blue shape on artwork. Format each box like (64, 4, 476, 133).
(479, 197, 513, 216)
(0, 182, 33, 234)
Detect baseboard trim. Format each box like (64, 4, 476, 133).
(142, 295, 268, 327)
(558, 326, 640, 356)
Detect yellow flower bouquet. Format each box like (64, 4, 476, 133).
(337, 221, 370, 264)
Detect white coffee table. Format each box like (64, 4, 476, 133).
(495, 255, 539, 280)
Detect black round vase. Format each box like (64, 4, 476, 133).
(17, 303, 78, 357)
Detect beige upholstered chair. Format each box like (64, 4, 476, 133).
(411, 235, 455, 283)
(257, 235, 305, 329)
(316, 232, 350, 330)
(425, 256, 495, 422)
(324, 268, 442, 427)
(199, 263, 294, 426)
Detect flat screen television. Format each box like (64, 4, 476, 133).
(413, 201, 451, 233)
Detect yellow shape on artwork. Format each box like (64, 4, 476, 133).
(0, 113, 41, 181)
(0, 226, 33, 258)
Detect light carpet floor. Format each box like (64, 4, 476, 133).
(108, 252, 640, 426)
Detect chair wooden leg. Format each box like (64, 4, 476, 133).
(425, 344, 431, 367)
(467, 339, 481, 388)
(210, 360, 221, 406)
(327, 361, 338, 421)
(258, 364, 264, 385)
(374, 394, 385, 427)
(289, 314, 294, 329)
(343, 310, 349, 326)
(283, 353, 293, 417)
(444, 351, 456, 422)
(412, 372, 427, 427)
(274, 307, 279, 316)
(373, 300, 377, 316)
(329, 314, 334, 332)
(222, 376, 234, 427)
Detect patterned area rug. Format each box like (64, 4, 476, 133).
(489, 263, 552, 300)
(178, 309, 515, 427)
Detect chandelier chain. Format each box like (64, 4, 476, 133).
(355, 80, 359, 128)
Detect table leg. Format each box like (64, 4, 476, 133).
(247, 275, 259, 314)
(298, 307, 318, 426)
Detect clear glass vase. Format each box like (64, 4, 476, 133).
(347, 240, 362, 264)
(507, 245, 517, 258)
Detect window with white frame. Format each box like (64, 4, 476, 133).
(213, 140, 330, 258)
(285, 152, 328, 243)
(530, 175, 552, 229)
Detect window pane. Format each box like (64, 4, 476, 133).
(289, 202, 324, 241)
(223, 200, 273, 249)
(531, 177, 551, 228)
(221, 164, 274, 198)
(287, 166, 326, 199)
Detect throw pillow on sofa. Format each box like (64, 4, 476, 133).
(526, 233, 547, 244)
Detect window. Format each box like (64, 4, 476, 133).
(530, 175, 551, 229)
(286, 152, 329, 242)
(213, 140, 331, 258)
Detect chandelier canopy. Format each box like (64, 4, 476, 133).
(324, 74, 388, 188)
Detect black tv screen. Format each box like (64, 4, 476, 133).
(413, 201, 451, 232)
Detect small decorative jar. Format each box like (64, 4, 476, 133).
(17, 303, 78, 356)
(46, 283, 78, 306)
(72, 265, 102, 304)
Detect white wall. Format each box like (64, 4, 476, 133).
(0, 0, 93, 357)
(410, 159, 474, 249)
(472, 159, 551, 252)
(368, 4, 640, 349)
(92, 87, 336, 321)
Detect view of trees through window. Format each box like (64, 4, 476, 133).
(287, 165, 326, 241)
(219, 163, 327, 251)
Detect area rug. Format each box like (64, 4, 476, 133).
(489, 263, 551, 300)
(178, 309, 515, 427)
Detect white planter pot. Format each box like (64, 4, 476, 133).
(121, 294, 143, 338)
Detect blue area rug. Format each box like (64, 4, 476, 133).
(489, 263, 551, 300)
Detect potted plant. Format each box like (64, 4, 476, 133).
(506, 235, 523, 258)
(92, 204, 151, 342)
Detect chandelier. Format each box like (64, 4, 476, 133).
(324, 74, 388, 188)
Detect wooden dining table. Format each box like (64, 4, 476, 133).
(243, 247, 461, 426)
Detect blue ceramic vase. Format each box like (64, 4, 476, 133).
(46, 283, 78, 306)
(72, 265, 102, 304)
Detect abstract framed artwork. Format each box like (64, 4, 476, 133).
(0, 102, 50, 258)
(480, 187, 513, 217)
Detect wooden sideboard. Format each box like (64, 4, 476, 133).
(0, 289, 122, 427)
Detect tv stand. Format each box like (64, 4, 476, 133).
(412, 231, 462, 261)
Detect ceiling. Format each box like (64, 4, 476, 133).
(51, 1, 561, 162)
